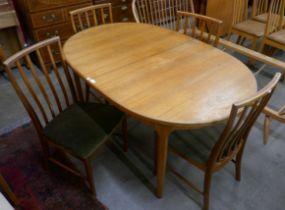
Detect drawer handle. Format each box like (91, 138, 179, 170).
(45, 30, 59, 38)
(121, 17, 129, 22)
(51, 49, 60, 55)
(121, 6, 128, 10)
(42, 13, 57, 22)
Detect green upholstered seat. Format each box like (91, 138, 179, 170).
(43, 103, 124, 158)
(169, 123, 225, 164)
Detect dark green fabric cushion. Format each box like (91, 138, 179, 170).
(169, 123, 225, 164)
(78, 103, 124, 133)
(43, 103, 124, 158)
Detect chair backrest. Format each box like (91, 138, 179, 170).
(232, 0, 249, 25)
(69, 3, 113, 33)
(132, 0, 195, 30)
(252, 0, 269, 17)
(176, 11, 222, 46)
(264, 0, 285, 35)
(208, 73, 281, 169)
(3, 37, 84, 134)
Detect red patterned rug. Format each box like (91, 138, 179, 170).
(0, 124, 109, 210)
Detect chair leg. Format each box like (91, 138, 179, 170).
(263, 115, 271, 145)
(248, 38, 257, 65)
(236, 36, 242, 45)
(250, 38, 257, 51)
(122, 117, 128, 152)
(235, 143, 246, 181)
(240, 37, 246, 46)
(84, 159, 96, 195)
(226, 32, 233, 41)
(259, 39, 266, 54)
(0, 174, 19, 207)
(203, 171, 212, 210)
(85, 82, 90, 102)
(154, 130, 159, 175)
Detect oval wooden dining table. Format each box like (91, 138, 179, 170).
(63, 22, 257, 198)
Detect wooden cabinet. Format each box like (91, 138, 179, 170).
(13, 0, 93, 65)
(0, 0, 24, 67)
(205, 0, 234, 36)
(14, 0, 134, 65)
(93, 0, 134, 22)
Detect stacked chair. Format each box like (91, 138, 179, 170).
(259, 0, 285, 52)
(228, 0, 266, 50)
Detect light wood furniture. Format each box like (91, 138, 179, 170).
(69, 3, 114, 103)
(63, 23, 257, 198)
(259, 0, 285, 52)
(70, 3, 113, 33)
(252, 0, 269, 22)
(93, 0, 134, 22)
(132, 0, 195, 30)
(206, 0, 234, 36)
(229, 0, 266, 50)
(13, 0, 93, 65)
(0, 0, 24, 63)
(252, 0, 285, 23)
(263, 104, 285, 144)
(169, 73, 281, 210)
(3, 36, 127, 195)
(176, 11, 222, 46)
(0, 174, 18, 208)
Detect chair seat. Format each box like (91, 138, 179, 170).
(169, 123, 225, 164)
(43, 103, 124, 158)
(253, 13, 268, 22)
(253, 13, 285, 23)
(268, 29, 285, 45)
(233, 20, 266, 37)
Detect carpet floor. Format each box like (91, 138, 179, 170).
(0, 124, 109, 210)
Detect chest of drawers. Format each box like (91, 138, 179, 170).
(94, 0, 134, 22)
(14, 0, 134, 65)
(14, 0, 93, 65)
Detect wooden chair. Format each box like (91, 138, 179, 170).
(3, 36, 127, 195)
(70, 3, 113, 33)
(228, 0, 266, 50)
(176, 11, 223, 46)
(0, 174, 18, 207)
(252, 0, 285, 23)
(263, 105, 285, 144)
(252, 0, 269, 22)
(69, 3, 114, 103)
(168, 73, 281, 210)
(132, 0, 195, 30)
(259, 0, 285, 53)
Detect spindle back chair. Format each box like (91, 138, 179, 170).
(132, 0, 195, 30)
(259, 0, 285, 52)
(169, 73, 281, 210)
(229, 0, 266, 51)
(3, 37, 126, 194)
(70, 3, 113, 33)
(252, 0, 269, 22)
(176, 11, 222, 46)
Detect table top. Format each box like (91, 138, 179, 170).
(63, 23, 257, 128)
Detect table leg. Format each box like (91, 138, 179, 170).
(155, 125, 172, 198)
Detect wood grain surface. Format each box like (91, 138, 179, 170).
(64, 23, 257, 128)
(63, 23, 257, 198)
